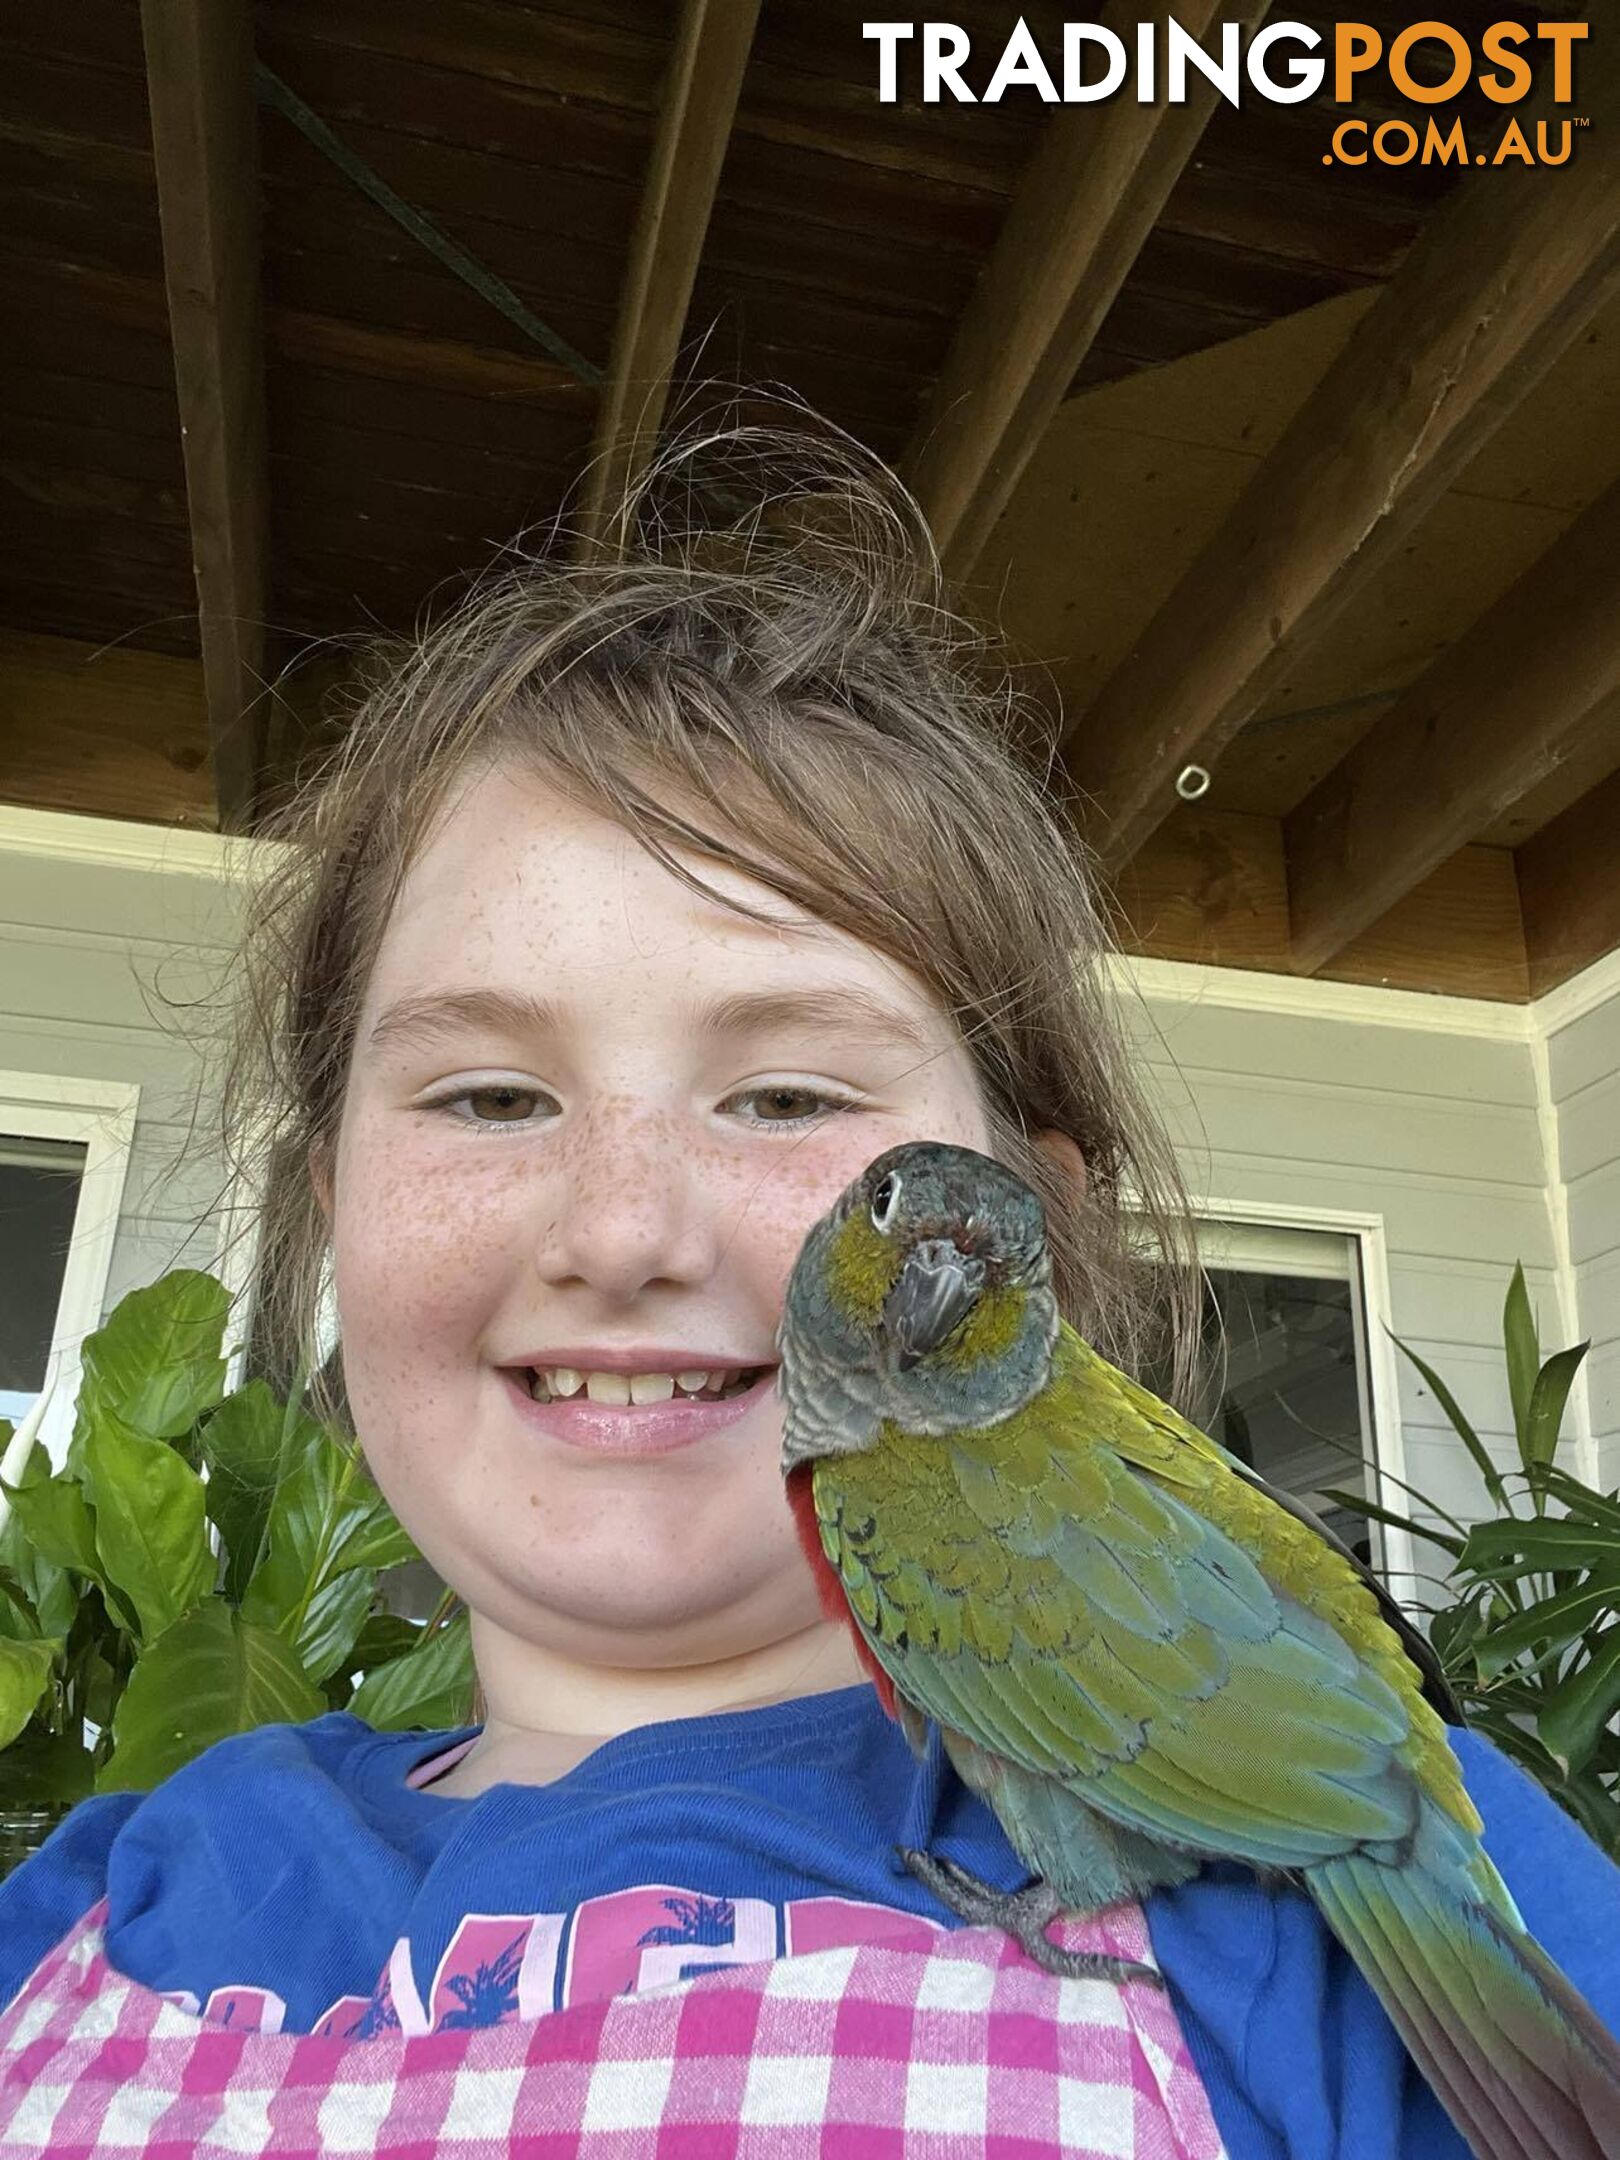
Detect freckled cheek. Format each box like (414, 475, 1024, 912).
(331, 1130, 532, 1343)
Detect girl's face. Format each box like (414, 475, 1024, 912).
(328, 762, 995, 1670)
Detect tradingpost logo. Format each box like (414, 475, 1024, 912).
(864, 19, 1595, 169)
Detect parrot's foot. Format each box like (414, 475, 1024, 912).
(898, 1847, 1162, 1988)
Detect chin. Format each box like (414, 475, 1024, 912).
(486, 1546, 812, 1659)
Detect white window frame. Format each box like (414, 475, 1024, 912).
(1192, 1198, 1420, 1613)
(0, 1068, 140, 1469)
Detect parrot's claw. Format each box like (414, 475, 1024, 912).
(898, 1846, 1162, 1989)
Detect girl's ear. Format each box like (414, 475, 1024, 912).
(309, 1139, 334, 1230)
(1033, 1127, 1088, 1204)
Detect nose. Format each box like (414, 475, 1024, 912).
(532, 1098, 722, 1303)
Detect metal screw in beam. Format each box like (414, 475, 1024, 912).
(1175, 764, 1212, 802)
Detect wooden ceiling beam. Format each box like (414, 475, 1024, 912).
(901, 0, 1268, 586)
(140, 0, 269, 831)
(1115, 804, 1529, 1001)
(576, 0, 762, 555)
(1286, 480, 1620, 974)
(1060, 42, 1620, 874)
(1518, 760, 1620, 999)
(0, 631, 214, 826)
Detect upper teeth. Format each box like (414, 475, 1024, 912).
(533, 1367, 755, 1404)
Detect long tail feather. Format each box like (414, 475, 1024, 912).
(1311, 1846, 1620, 2160)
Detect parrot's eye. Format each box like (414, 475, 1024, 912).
(869, 1173, 901, 1232)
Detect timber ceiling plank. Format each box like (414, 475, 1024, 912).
(141, 0, 270, 830)
(901, 0, 1270, 585)
(1057, 37, 1620, 874)
(1286, 479, 1620, 973)
(1115, 804, 1529, 1001)
(0, 630, 213, 823)
(1518, 762, 1620, 998)
(577, 0, 763, 552)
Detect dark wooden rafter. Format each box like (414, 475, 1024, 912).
(576, 0, 763, 556)
(1115, 806, 1529, 1001)
(1518, 759, 1620, 998)
(139, 0, 269, 831)
(1058, 39, 1620, 874)
(1286, 479, 1620, 975)
(902, 0, 1273, 585)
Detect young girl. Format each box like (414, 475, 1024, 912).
(2, 425, 1617, 2157)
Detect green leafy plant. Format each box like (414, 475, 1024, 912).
(0, 1270, 474, 1816)
(1323, 1263, 1618, 1856)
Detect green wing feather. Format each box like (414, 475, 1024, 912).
(811, 1321, 1477, 1874)
(812, 1321, 1620, 2158)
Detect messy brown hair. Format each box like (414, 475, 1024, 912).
(223, 415, 1200, 1450)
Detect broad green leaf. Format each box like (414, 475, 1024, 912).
(79, 1650, 120, 1731)
(1317, 1488, 1464, 1561)
(1464, 1701, 1564, 1783)
(344, 1611, 422, 1675)
(72, 1271, 229, 1451)
(1525, 1344, 1591, 1471)
(349, 1611, 475, 1733)
(0, 1452, 80, 1639)
(1503, 1265, 1540, 1467)
(0, 1567, 36, 1640)
(0, 1455, 98, 1575)
(292, 1566, 379, 1686)
(321, 1609, 424, 1709)
(1428, 1595, 1486, 1667)
(0, 1722, 94, 1806)
(0, 1460, 140, 1638)
(330, 1513, 420, 1576)
(1539, 1628, 1620, 1776)
(94, 1602, 325, 1794)
(199, 1382, 301, 1601)
(1460, 1517, 1620, 1574)
(0, 1635, 62, 1750)
(81, 1420, 215, 1645)
(1390, 1334, 1508, 1509)
(1540, 1772, 1620, 1852)
(27, 1556, 80, 1643)
(241, 1429, 416, 1650)
(1475, 1581, 1620, 1678)
(1536, 1470, 1620, 1532)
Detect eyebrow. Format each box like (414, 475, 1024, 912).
(365, 983, 943, 1065)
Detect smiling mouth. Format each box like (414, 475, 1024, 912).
(521, 1365, 771, 1405)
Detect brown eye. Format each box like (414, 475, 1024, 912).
(749, 1086, 826, 1122)
(463, 1086, 538, 1122)
(732, 1084, 856, 1129)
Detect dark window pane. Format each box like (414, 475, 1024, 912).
(1188, 1268, 1374, 1563)
(0, 1138, 88, 1406)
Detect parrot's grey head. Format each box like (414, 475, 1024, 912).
(776, 1140, 1061, 1469)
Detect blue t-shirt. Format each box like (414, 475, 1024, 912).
(2, 1687, 1617, 2158)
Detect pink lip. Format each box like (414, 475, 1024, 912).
(499, 1365, 779, 1457)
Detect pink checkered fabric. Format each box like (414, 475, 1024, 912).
(0, 1895, 1227, 2158)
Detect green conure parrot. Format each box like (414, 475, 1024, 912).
(777, 1138, 1620, 2160)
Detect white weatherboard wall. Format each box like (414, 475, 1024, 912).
(1543, 966, 1620, 1484)
(0, 812, 254, 1337)
(1116, 966, 1580, 1540)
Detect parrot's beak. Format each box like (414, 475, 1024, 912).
(883, 1237, 984, 1369)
